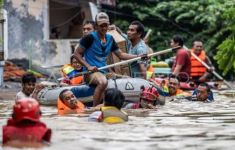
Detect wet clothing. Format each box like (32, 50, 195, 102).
(71, 85, 96, 99)
(2, 119, 51, 144)
(191, 89, 214, 102)
(89, 106, 128, 123)
(61, 64, 83, 85)
(190, 49, 207, 77)
(155, 85, 190, 97)
(16, 91, 30, 101)
(84, 72, 104, 85)
(173, 89, 191, 97)
(128, 39, 148, 77)
(57, 98, 85, 115)
(16, 91, 28, 100)
(124, 103, 140, 109)
(101, 106, 128, 123)
(172, 48, 191, 81)
(79, 31, 119, 73)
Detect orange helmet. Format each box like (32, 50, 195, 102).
(13, 98, 41, 122)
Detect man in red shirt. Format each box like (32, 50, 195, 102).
(171, 35, 191, 81)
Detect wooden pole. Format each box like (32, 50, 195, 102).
(184, 46, 233, 89)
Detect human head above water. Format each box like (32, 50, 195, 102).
(196, 82, 212, 101)
(139, 86, 161, 108)
(168, 75, 180, 96)
(59, 89, 77, 109)
(22, 73, 37, 96)
(104, 88, 125, 110)
(12, 98, 41, 123)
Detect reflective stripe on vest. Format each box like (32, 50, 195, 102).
(3, 119, 51, 144)
(62, 64, 83, 85)
(101, 106, 128, 123)
(190, 50, 207, 77)
(57, 98, 85, 115)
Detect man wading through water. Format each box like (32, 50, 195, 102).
(74, 12, 148, 106)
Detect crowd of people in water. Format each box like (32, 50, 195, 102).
(2, 12, 216, 148)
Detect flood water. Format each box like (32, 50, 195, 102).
(1, 92, 235, 150)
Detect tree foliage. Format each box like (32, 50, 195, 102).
(215, 7, 235, 75)
(104, 0, 235, 76)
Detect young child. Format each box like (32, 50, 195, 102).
(2, 98, 52, 148)
(16, 73, 44, 101)
(89, 88, 128, 124)
(60, 55, 84, 85)
(57, 89, 85, 115)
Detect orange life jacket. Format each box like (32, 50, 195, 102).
(57, 98, 85, 115)
(61, 64, 83, 85)
(151, 78, 191, 97)
(146, 64, 154, 79)
(190, 49, 207, 77)
(2, 119, 51, 144)
(175, 89, 191, 97)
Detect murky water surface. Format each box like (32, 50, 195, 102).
(1, 93, 235, 150)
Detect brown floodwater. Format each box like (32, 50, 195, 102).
(1, 93, 235, 150)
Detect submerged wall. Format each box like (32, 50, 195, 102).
(4, 0, 80, 67)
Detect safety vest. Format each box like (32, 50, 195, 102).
(57, 98, 85, 115)
(190, 49, 207, 77)
(101, 106, 128, 124)
(167, 87, 191, 97)
(2, 119, 51, 144)
(61, 64, 83, 85)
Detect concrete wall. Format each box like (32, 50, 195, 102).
(4, 0, 95, 67)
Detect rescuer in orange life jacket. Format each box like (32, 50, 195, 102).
(2, 98, 52, 148)
(190, 40, 214, 83)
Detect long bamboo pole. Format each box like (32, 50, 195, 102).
(184, 46, 233, 89)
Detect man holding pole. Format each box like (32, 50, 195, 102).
(190, 40, 214, 83)
(74, 12, 143, 106)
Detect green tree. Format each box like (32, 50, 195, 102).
(215, 7, 235, 75)
(104, 0, 235, 76)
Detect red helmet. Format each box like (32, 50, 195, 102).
(13, 98, 41, 122)
(140, 86, 160, 103)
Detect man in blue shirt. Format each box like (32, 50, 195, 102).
(74, 12, 141, 106)
(127, 21, 148, 79)
(190, 82, 214, 102)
